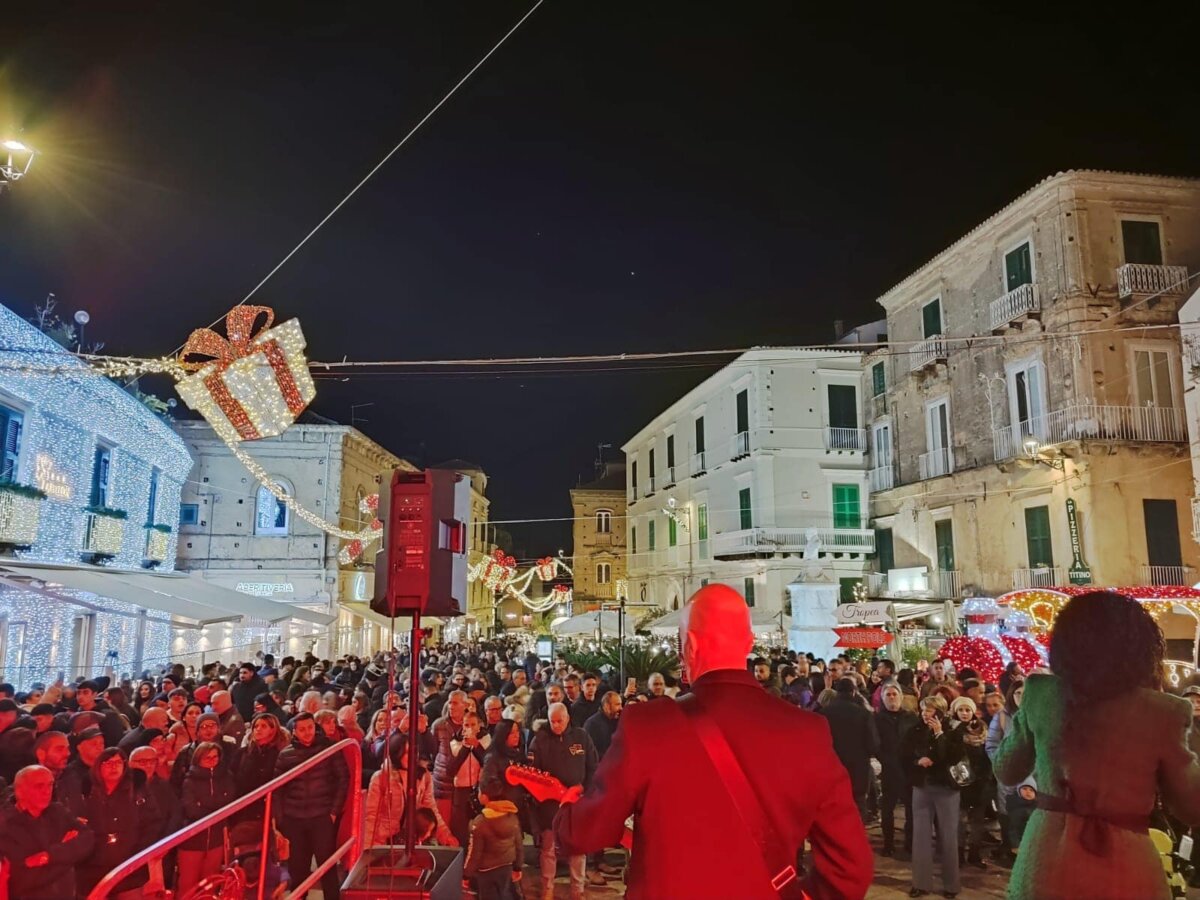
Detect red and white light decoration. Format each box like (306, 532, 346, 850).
(940, 597, 1048, 683)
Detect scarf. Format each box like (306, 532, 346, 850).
(481, 799, 519, 819)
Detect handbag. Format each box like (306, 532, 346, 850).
(678, 697, 807, 899)
(949, 758, 976, 787)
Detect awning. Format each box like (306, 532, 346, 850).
(0, 563, 334, 627)
(648, 606, 792, 635)
(553, 610, 623, 637)
(341, 601, 444, 633)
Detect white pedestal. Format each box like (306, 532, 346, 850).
(787, 582, 840, 660)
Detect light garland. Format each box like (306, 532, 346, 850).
(999, 586, 1200, 637)
(0, 490, 42, 545)
(467, 551, 576, 612)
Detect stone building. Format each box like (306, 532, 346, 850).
(623, 348, 873, 634)
(570, 462, 627, 612)
(174, 420, 415, 660)
(866, 170, 1200, 601)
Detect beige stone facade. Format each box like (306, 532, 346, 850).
(867, 171, 1200, 599)
(570, 464, 627, 610)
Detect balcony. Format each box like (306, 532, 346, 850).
(0, 484, 45, 547)
(712, 526, 875, 559)
(928, 569, 962, 600)
(868, 464, 895, 493)
(663, 466, 677, 488)
(918, 448, 954, 480)
(870, 566, 960, 599)
(910, 335, 947, 373)
(824, 426, 866, 451)
(1117, 263, 1190, 299)
(989, 282, 1041, 332)
(83, 509, 126, 558)
(1012, 566, 1065, 589)
(690, 451, 707, 477)
(645, 476, 657, 498)
(731, 430, 750, 460)
(992, 403, 1186, 461)
(1192, 497, 1200, 543)
(144, 525, 171, 566)
(1141, 565, 1196, 587)
(869, 393, 887, 420)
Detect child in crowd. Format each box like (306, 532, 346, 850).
(463, 791, 523, 900)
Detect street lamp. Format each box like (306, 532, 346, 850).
(1, 139, 36, 194)
(1023, 437, 1064, 470)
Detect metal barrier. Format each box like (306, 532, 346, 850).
(88, 738, 363, 900)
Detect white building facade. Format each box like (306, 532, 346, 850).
(623, 348, 874, 621)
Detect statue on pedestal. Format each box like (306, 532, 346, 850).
(799, 527, 831, 583)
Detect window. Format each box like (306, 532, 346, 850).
(648, 520, 655, 551)
(697, 503, 709, 558)
(871, 362, 886, 397)
(827, 384, 858, 429)
(872, 422, 892, 468)
(926, 397, 951, 467)
(147, 468, 161, 525)
(833, 484, 861, 529)
(876, 527, 895, 572)
(1004, 241, 1033, 292)
(668, 516, 677, 547)
(935, 519, 955, 571)
(631, 525, 637, 554)
(90, 445, 113, 507)
(739, 487, 753, 530)
(0, 404, 23, 482)
(648, 448, 656, 481)
(631, 460, 638, 494)
(695, 416, 705, 453)
(1024, 506, 1053, 568)
(179, 503, 200, 526)
(1007, 358, 1047, 437)
(595, 509, 612, 534)
(1122, 220, 1163, 266)
(736, 389, 749, 434)
(255, 479, 292, 535)
(743, 577, 755, 607)
(1133, 348, 1176, 408)
(666, 435, 675, 470)
(597, 563, 611, 584)
(1144, 499, 1183, 568)
(921, 297, 942, 339)
(839, 578, 860, 603)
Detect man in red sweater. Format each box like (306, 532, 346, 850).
(555, 584, 873, 899)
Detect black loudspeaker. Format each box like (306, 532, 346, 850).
(340, 846, 463, 900)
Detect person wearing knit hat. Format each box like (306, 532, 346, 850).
(170, 713, 233, 792)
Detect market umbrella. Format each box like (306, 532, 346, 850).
(551, 609, 623, 637)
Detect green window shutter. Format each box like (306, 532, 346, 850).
(695, 417, 705, 453)
(872, 362, 885, 397)
(743, 577, 755, 607)
(666, 435, 675, 469)
(1005, 243, 1033, 292)
(631, 526, 636, 554)
(739, 488, 753, 529)
(648, 520, 655, 550)
(832, 484, 860, 529)
(876, 527, 894, 572)
(736, 390, 749, 433)
(935, 519, 955, 571)
(922, 299, 942, 339)
(827, 385, 858, 429)
(839, 577, 859, 603)
(668, 516, 677, 547)
(1122, 220, 1163, 266)
(0, 406, 23, 482)
(1024, 506, 1053, 568)
(698, 504, 708, 541)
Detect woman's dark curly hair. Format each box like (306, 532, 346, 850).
(1051, 591, 1164, 749)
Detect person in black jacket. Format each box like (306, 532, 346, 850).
(582, 691, 621, 761)
(233, 713, 289, 821)
(78, 748, 155, 898)
(274, 713, 348, 900)
(230, 663, 269, 723)
(900, 694, 965, 899)
(0, 765, 94, 899)
(875, 682, 919, 857)
(72, 681, 128, 748)
(177, 741, 237, 894)
(818, 677, 879, 822)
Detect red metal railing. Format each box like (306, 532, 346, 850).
(88, 738, 363, 900)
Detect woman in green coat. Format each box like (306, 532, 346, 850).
(994, 590, 1200, 899)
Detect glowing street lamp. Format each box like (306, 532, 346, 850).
(1, 138, 36, 194)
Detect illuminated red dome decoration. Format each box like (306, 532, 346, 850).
(938, 598, 1049, 683)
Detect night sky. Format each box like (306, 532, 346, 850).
(3, 4, 1198, 553)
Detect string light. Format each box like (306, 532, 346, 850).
(0, 485, 44, 546)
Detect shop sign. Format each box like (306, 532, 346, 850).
(235, 581, 295, 598)
(833, 626, 894, 649)
(835, 601, 892, 625)
(34, 454, 72, 500)
(1065, 499, 1092, 585)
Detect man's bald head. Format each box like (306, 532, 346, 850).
(141, 708, 169, 730)
(680, 584, 755, 681)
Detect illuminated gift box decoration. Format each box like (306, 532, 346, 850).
(0, 483, 45, 546)
(144, 525, 171, 563)
(176, 305, 316, 442)
(84, 509, 126, 557)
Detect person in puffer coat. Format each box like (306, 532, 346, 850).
(274, 713, 348, 900)
(464, 794, 523, 900)
(177, 741, 236, 895)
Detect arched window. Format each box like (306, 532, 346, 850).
(597, 562, 611, 584)
(255, 477, 292, 535)
(596, 509, 612, 534)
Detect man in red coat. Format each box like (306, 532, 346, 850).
(555, 584, 873, 899)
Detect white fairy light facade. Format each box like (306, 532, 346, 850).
(0, 303, 192, 688)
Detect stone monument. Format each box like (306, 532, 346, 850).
(787, 528, 841, 659)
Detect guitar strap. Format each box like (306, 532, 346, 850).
(679, 698, 805, 899)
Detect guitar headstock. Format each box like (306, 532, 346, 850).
(504, 763, 567, 802)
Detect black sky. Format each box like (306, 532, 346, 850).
(2, 3, 1198, 553)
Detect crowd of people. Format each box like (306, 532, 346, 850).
(2, 585, 1200, 900)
